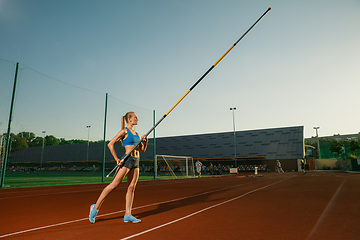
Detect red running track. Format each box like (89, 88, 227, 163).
(0, 172, 359, 240)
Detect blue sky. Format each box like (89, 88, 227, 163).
(1, 0, 359, 140)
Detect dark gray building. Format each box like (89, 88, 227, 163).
(153, 126, 304, 160)
(9, 126, 304, 171)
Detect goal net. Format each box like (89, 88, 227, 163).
(155, 155, 195, 179)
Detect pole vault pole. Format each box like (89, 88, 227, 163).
(107, 7, 271, 178)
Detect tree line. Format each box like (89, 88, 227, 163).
(328, 139, 360, 159)
(307, 137, 360, 159)
(3, 131, 102, 153)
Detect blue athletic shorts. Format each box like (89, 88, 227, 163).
(123, 156, 140, 169)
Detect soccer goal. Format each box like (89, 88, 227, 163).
(155, 155, 196, 179)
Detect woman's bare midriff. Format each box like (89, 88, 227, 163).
(125, 145, 140, 157)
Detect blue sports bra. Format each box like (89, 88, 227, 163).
(122, 127, 140, 146)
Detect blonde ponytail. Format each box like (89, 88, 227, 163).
(121, 115, 126, 130)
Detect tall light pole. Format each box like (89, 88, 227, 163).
(313, 127, 321, 159)
(86, 125, 91, 167)
(41, 130, 46, 169)
(230, 107, 237, 167)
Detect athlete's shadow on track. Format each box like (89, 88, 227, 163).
(135, 186, 234, 219)
(97, 182, 236, 222)
(96, 193, 213, 223)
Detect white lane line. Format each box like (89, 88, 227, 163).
(120, 177, 290, 240)
(0, 177, 288, 239)
(0, 178, 193, 200)
(0, 218, 87, 238)
(0, 179, 256, 238)
(306, 180, 345, 240)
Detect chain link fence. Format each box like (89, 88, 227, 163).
(0, 59, 154, 188)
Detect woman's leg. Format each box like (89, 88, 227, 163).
(94, 166, 129, 210)
(125, 168, 139, 216)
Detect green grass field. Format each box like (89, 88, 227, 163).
(2, 170, 231, 188)
(2, 171, 157, 188)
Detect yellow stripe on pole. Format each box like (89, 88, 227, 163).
(165, 90, 191, 116)
(214, 45, 235, 66)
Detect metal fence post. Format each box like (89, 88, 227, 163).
(102, 93, 108, 182)
(1, 62, 19, 188)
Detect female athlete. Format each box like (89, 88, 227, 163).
(89, 111, 148, 223)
